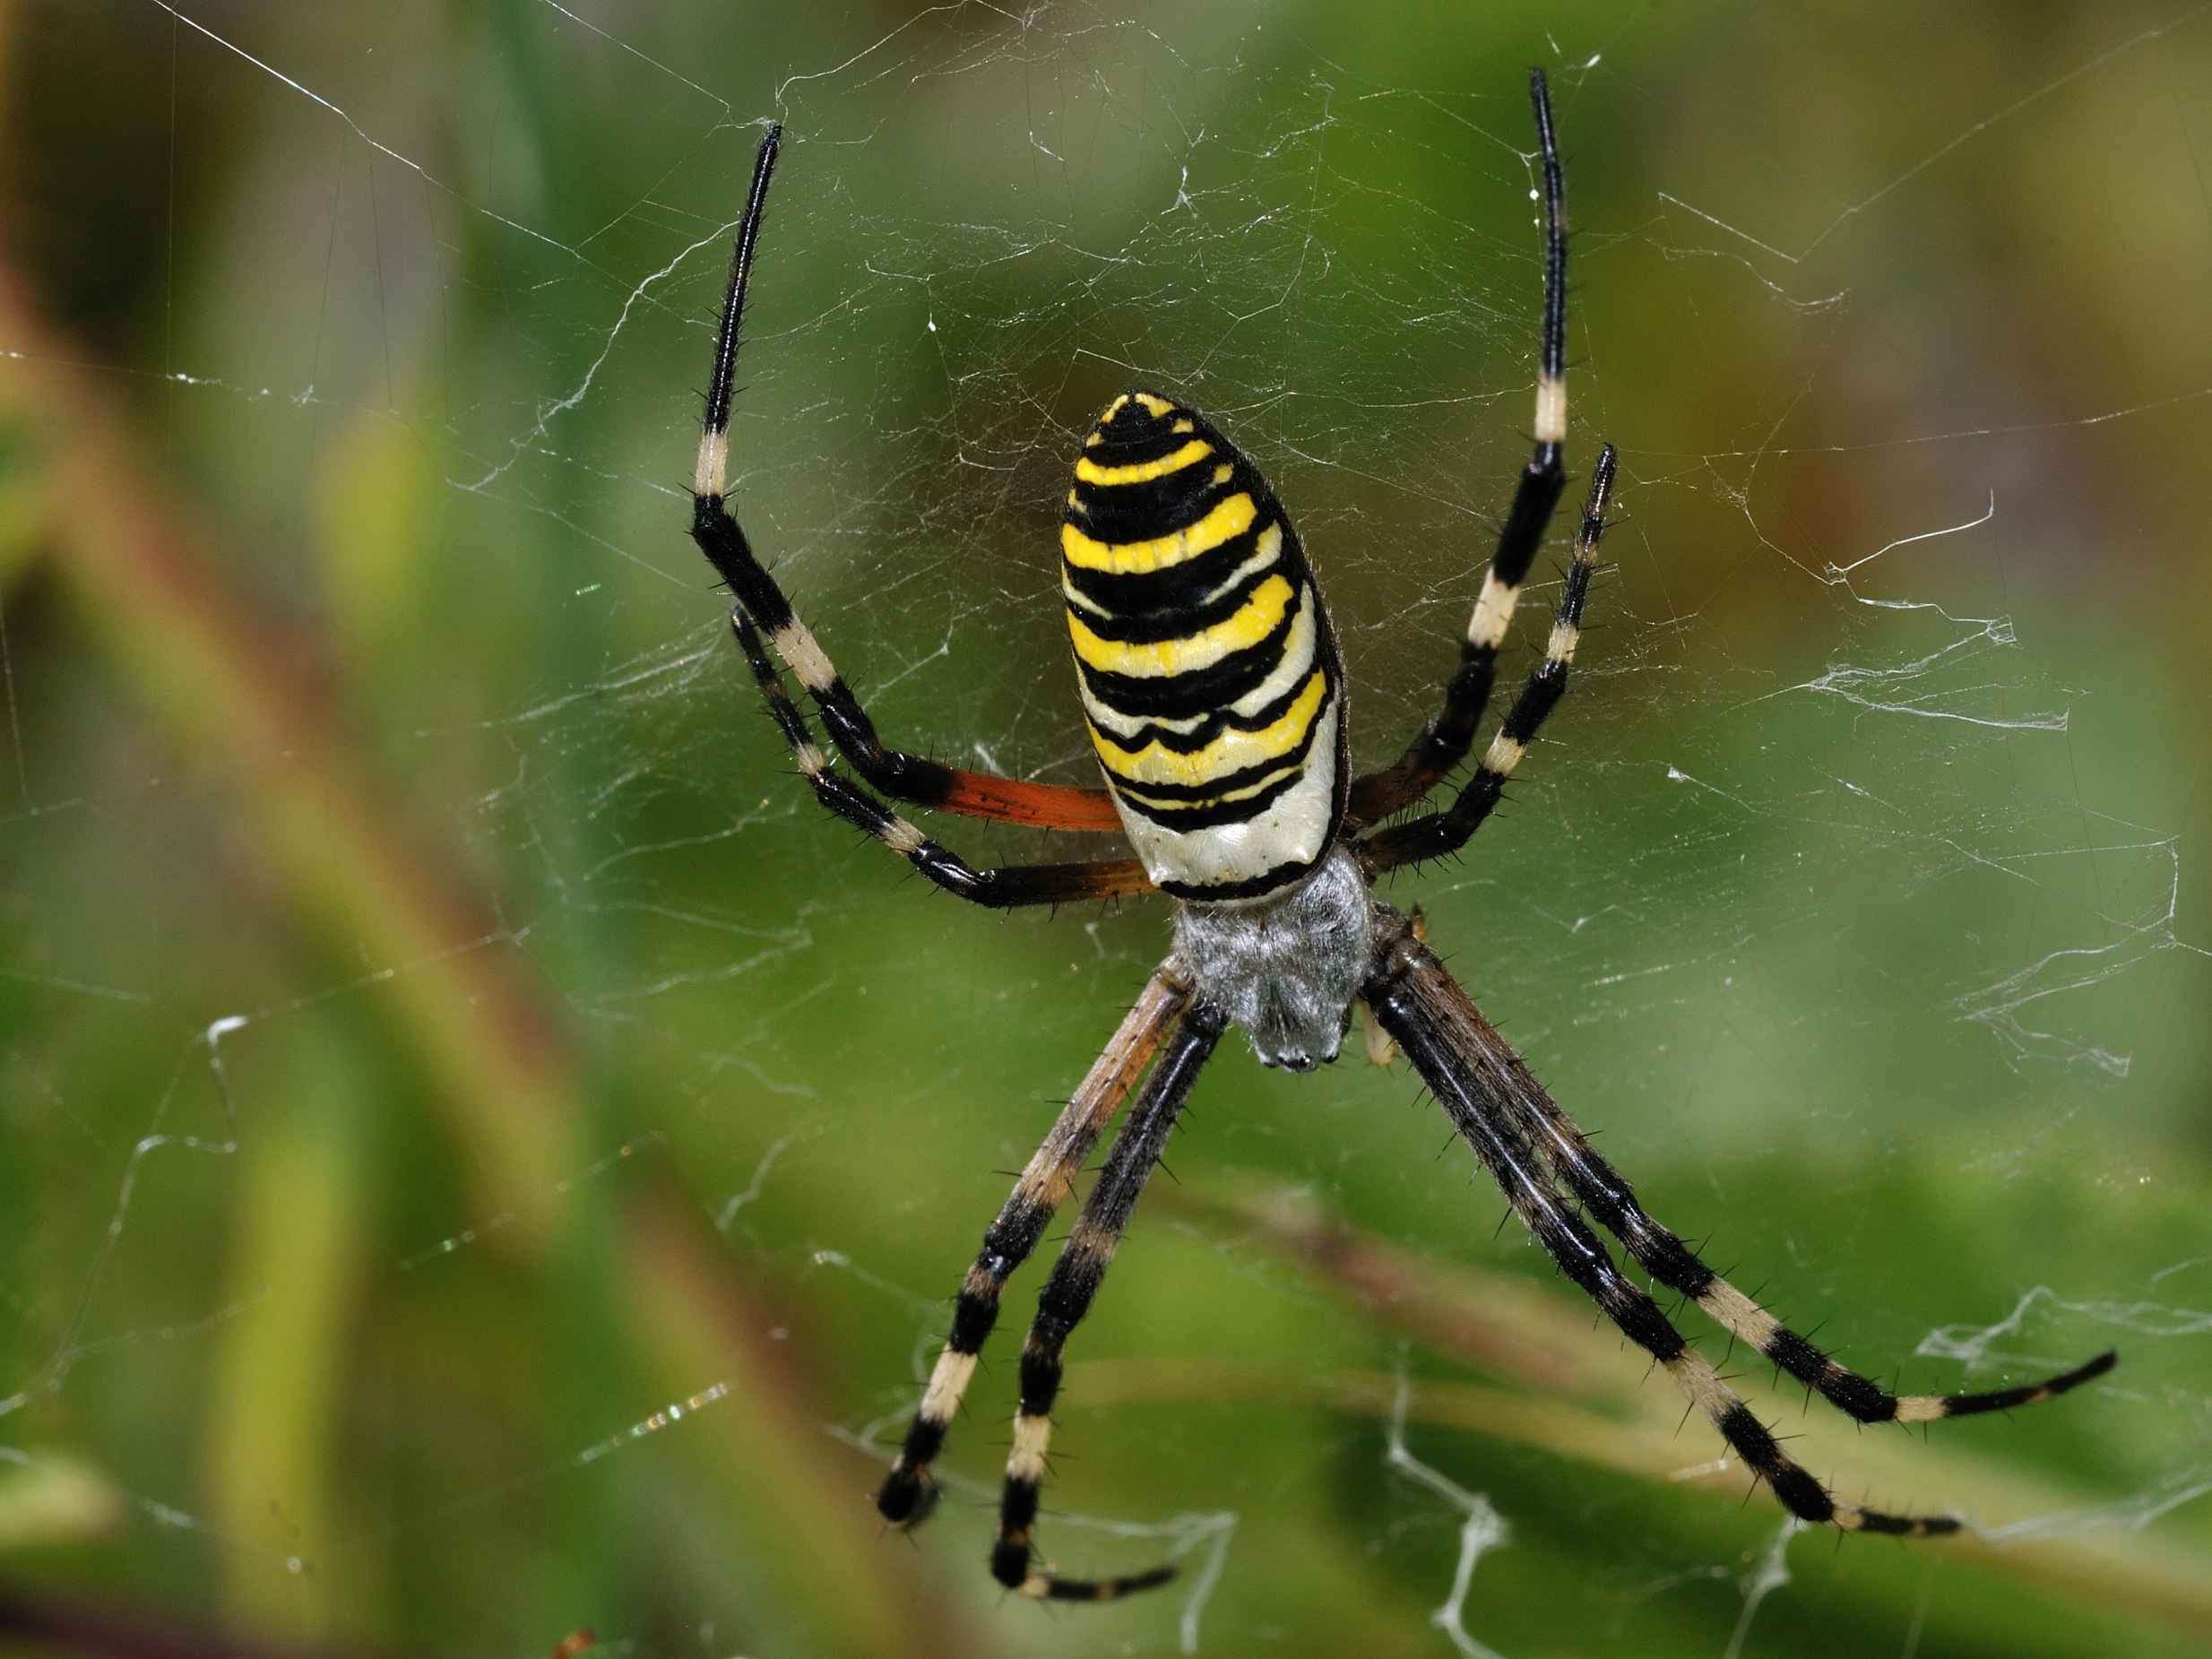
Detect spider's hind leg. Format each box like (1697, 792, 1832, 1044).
(690, 123, 1124, 838)
(1358, 445, 1617, 873)
(1347, 68, 1574, 827)
(722, 606, 1154, 908)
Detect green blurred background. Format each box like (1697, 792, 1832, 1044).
(4, 3, 2209, 1656)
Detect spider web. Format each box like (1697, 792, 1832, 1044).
(5, 3, 2212, 1656)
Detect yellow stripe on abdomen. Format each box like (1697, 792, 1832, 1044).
(1060, 492, 1257, 575)
(1073, 438, 1213, 486)
(1089, 668, 1329, 789)
(1067, 573, 1294, 678)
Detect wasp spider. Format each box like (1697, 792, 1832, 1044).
(687, 74, 2115, 1603)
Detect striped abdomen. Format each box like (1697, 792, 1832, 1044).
(1062, 392, 1345, 900)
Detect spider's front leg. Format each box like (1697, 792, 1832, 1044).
(1363, 909, 2116, 1535)
(992, 1000, 1224, 1600)
(877, 964, 1189, 1526)
(1402, 919, 2120, 1437)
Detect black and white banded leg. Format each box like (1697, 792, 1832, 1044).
(1361, 444, 1615, 874)
(1414, 960, 2118, 1430)
(693, 123, 1125, 837)
(1349, 67, 1572, 827)
(993, 1002, 1227, 1600)
(877, 965, 1192, 1527)
(726, 605, 1154, 906)
(1363, 913, 2114, 1534)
